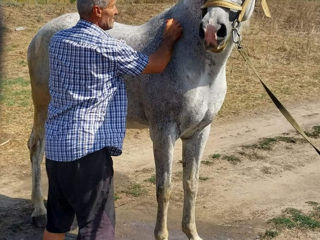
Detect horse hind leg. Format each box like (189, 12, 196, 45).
(181, 125, 211, 240)
(27, 111, 47, 227)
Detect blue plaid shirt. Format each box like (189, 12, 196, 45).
(45, 19, 148, 161)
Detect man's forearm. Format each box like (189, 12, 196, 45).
(142, 18, 182, 74)
(142, 39, 175, 74)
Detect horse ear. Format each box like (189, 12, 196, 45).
(240, 0, 256, 22)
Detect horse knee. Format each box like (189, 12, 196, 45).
(184, 179, 198, 198)
(156, 183, 172, 202)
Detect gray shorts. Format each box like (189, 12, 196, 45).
(45, 147, 115, 240)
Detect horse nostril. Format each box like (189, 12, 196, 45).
(217, 24, 227, 38)
(199, 23, 205, 38)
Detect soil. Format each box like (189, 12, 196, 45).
(0, 100, 319, 240)
(0, 1, 320, 239)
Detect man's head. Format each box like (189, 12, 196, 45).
(77, 0, 118, 30)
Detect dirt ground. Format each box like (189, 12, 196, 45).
(1, 0, 320, 240)
(1, 100, 319, 240)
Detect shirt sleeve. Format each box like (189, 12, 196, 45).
(115, 40, 149, 76)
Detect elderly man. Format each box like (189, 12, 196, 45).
(43, 0, 182, 239)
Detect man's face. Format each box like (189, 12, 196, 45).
(98, 0, 118, 30)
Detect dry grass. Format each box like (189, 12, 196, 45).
(0, 0, 319, 175)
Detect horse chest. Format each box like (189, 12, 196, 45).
(177, 64, 227, 136)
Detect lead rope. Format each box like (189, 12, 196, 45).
(235, 43, 320, 155)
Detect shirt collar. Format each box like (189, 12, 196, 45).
(76, 19, 112, 38)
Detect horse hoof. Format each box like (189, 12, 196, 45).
(32, 215, 47, 228)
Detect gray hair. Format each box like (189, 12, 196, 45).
(77, 0, 110, 19)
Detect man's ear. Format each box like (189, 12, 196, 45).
(92, 5, 102, 18)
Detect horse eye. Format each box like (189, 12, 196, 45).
(201, 8, 208, 18)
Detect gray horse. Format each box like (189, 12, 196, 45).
(27, 0, 256, 239)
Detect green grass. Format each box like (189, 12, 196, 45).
(144, 175, 156, 184)
(202, 160, 214, 165)
(263, 230, 279, 238)
(211, 153, 221, 159)
(305, 126, 320, 138)
(222, 155, 241, 164)
(243, 136, 301, 151)
(199, 176, 209, 181)
(0, 77, 31, 107)
(114, 193, 120, 201)
(264, 205, 320, 238)
(123, 183, 147, 197)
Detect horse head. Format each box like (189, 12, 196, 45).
(200, 0, 256, 53)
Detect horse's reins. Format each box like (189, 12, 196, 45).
(202, 0, 320, 155)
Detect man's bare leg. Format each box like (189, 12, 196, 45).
(43, 229, 65, 240)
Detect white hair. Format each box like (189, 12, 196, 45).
(77, 0, 110, 19)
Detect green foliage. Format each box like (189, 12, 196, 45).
(202, 160, 214, 165)
(264, 205, 320, 239)
(222, 155, 241, 164)
(144, 175, 156, 184)
(243, 136, 300, 151)
(123, 183, 147, 197)
(199, 176, 209, 181)
(211, 153, 221, 159)
(305, 125, 320, 138)
(114, 193, 120, 201)
(269, 216, 295, 229)
(306, 201, 319, 206)
(263, 230, 279, 239)
(0, 77, 31, 107)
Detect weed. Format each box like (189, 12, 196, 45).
(238, 150, 264, 161)
(243, 135, 300, 152)
(306, 201, 319, 206)
(276, 136, 298, 144)
(211, 153, 221, 159)
(263, 230, 279, 239)
(199, 176, 209, 181)
(241, 138, 275, 150)
(123, 183, 147, 197)
(202, 160, 214, 166)
(222, 155, 241, 164)
(265, 206, 320, 238)
(261, 166, 273, 174)
(305, 125, 320, 138)
(269, 216, 295, 229)
(295, 214, 320, 229)
(145, 175, 156, 184)
(114, 193, 120, 201)
(257, 138, 277, 150)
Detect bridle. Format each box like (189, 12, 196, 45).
(201, 0, 271, 53)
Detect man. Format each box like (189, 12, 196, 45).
(43, 0, 182, 239)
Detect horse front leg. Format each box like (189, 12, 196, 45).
(151, 125, 177, 240)
(27, 109, 47, 227)
(181, 125, 211, 240)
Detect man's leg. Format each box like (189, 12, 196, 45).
(44, 159, 76, 239)
(43, 229, 65, 240)
(61, 148, 115, 240)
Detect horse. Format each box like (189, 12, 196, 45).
(27, 0, 259, 239)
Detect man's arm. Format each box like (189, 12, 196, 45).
(142, 19, 183, 74)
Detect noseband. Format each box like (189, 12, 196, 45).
(202, 0, 271, 53)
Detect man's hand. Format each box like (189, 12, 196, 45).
(142, 18, 183, 74)
(164, 18, 183, 44)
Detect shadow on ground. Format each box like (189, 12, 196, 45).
(0, 194, 42, 240)
(0, 193, 262, 240)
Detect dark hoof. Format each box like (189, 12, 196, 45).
(32, 215, 47, 228)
